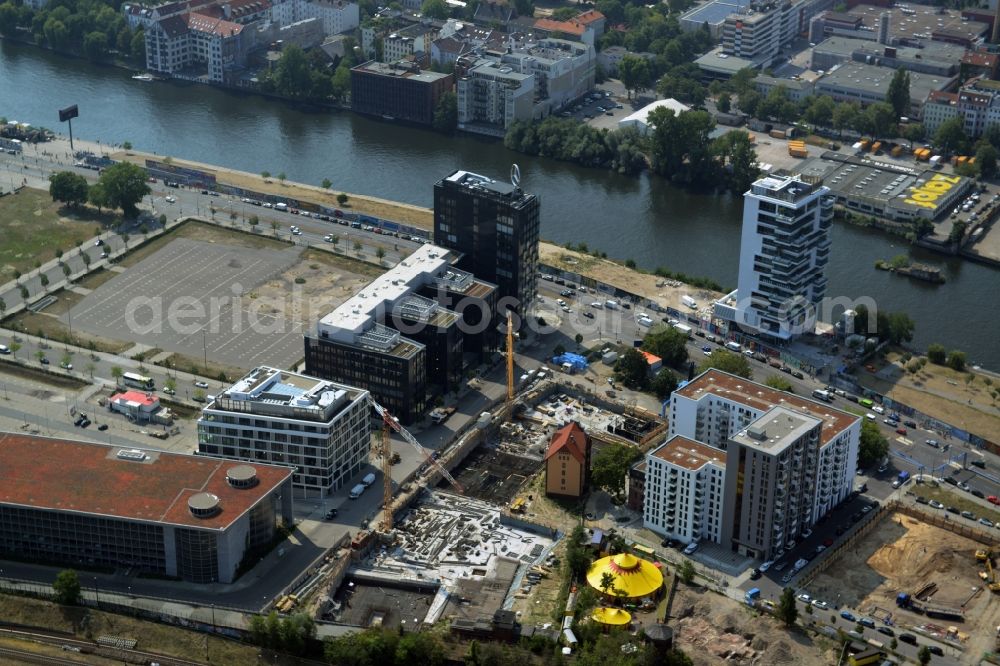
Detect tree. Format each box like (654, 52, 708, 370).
(565, 525, 594, 579)
(698, 349, 752, 379)
(917, 646, 931, 666)
(395, 629, 445, 666)
(927, 343, 946, 365)
(858, 420, 888, 468)
(678, 559, 695, 584)
(111, 366, 123, 385)
(337, 193, 349, 206)
(9, 342, 20, 358)
(53, 569, 81, 605)
(651, 368, 678, 399)
(95, 162, 150, 218)
(375, 247, 386, 263)
(934, 117, 970, 155)
(321, 178, 332, 189)
(885, 311, 915, 346)
(331, 64, 351, 101)
(832, 101, 859, 138)
(716, 92, 731, 113)
(865, 102, 897, 141)
(324, 628, 400, 666)
(902, 123, 925, 150)
(165, 377, 176, 394)
(272, 44, 312, 97)
(777, 587, 798, 626)
(599, 571, 616, 596)
(765, 374, 792, 392)
(712, 130, 759, 194)
(947, 350, 966, 372)
(976, 141, 998, 179)
(48, 171, 89, 207)
(421, 0, 449, 18)
(642, 326, 688, 366)
(261, 171, 271, 180)
(619, 54, 650, 99)
(615, 348, 649, 389)
(886, 68, 910, 119)
(82, 30, 107, 61)
(432, 90, 458, 134)
(803, 95, 835, 129)
(278, 172, 286, 184)
(591, 443, 641, 496)
(40, 274, 49, 290)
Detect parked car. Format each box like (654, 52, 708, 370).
(876, 626, 894, 637)
(194, 381, 209, 389)
(961, 510, 976, 520)
(859, 617, 876, 629)
(811, 599, 830, 611)
(929, 500, 944, 509)
(840, 610, 856, 622)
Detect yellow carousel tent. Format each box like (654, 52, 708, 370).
(586, 552, 664, 599)
(592, 606, 632, 626)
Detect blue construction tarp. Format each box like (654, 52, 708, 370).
(552, 353, 588, 370)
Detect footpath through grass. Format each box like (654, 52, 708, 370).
(0, 188, 107, 279)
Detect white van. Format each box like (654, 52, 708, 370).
(0, 344, 9, 355)
(605, 300, 619, 310)
(361, 472, 376, 487)
(812, 389, 832, 402)
(637, 315, 653, 327)
(591, 301, 603, 309)
(349, 483, 366, 499)
(725, 341, 742, 352)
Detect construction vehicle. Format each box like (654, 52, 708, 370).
(430, 406, 456, 425)
(979, 557, 1000, 593)
(975, 545, 999, 562)
(896, 592, 964, 621)
(370, 397, 464, 532)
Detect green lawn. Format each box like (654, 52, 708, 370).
(0, 188, 106, 279)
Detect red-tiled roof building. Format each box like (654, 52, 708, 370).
(0, 433, 293, 583)
(544, 422, 591, 498)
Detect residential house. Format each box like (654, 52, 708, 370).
(544, 422, 591, 498)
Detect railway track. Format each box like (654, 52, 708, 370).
(0, 626, 206, 666)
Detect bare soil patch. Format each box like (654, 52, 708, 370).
(671, 585, 835, 666)
(809, 512, 996, 623)
(856, 352, 1000, 440)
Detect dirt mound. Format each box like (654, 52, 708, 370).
(867, 515, 963, 587)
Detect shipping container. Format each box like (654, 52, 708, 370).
(870, 141, 881, 153)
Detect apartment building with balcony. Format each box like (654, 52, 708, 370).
(644, 369, 860, 560)
(714, 175, 833, 341)
(197, 366, 371, 497)
(456, 58, 536, 136)
(643, 436, 727, 545)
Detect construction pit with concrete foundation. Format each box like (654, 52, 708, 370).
(323, 492, 555, 631)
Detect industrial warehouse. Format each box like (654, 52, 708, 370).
(794, 152, 973, 222)
(0, 432, 294, 583)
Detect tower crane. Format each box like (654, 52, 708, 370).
(369, 397, 464, 532)
(506, 310, 515, 422)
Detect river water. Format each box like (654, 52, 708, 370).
(1, 40, 995, 369)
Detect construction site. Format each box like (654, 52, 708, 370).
(807, 511, 1000, 654)
(322, 492, 554, 630)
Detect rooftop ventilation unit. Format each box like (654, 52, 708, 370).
(116, 448, 147, 461)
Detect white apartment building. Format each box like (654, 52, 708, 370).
(270, 0, 359, 35)
(644, 369, 860, 560)
(499, 38, 595, 111)
(715, 175, 832, 341)
(457, 59, 535, 137)
(721, 0, 834, 66)
(644, 436, 727, 545)
(197, 366, 371, 497)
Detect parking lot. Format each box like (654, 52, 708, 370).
(560, 89, 627, 128)
(64, 237, 305, 370)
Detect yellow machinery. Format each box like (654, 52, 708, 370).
(981, 558, 1000, 593)
(975, 546, 999, 562)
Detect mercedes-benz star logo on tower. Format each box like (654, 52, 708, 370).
(510, 163, 521, 188)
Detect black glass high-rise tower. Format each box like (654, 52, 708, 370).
(433, 169, 540, 317)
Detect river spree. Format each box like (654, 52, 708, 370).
(1, 40, 996, 369)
